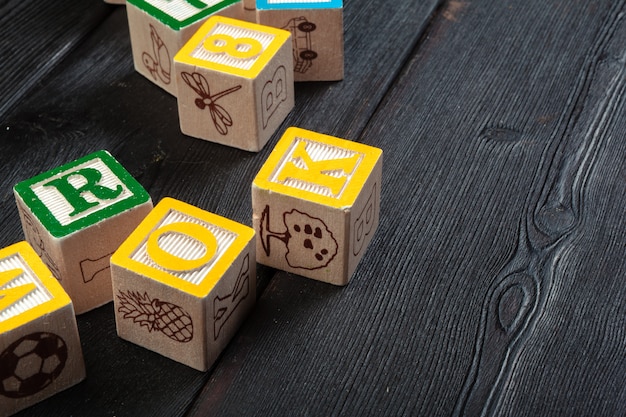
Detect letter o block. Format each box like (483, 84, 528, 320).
(126, 0, 244, 95)
(252, 127, 382, 285)
(0, 242, 85, 417)
(174, 16, 294, 151)
(111, 198, 256, 371)
(13, 151, 153, 314)
(256, 0, 343, 81)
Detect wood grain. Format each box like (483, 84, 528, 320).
(0, 0, 445, 415)
(188, 0, 626, 416)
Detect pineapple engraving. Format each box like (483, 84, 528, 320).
(117, 290, 193, 343)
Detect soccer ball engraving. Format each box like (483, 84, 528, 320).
(0, 332, 68, 398)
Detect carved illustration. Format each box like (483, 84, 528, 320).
(117, 290, 193, 343)
(19, 208, 61, 279)
(213, 253, 250, 340)
(353, 183, 377, 257)
(260, 205, 337, 270)
(282, 17, 317, 73)
(143, 24, 171, 85)
(0, 332, 67, 398)
(79, 252, 113, 283)
(181, 71, 241, 135)
(261, 65, 288, 129)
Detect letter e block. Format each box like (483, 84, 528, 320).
(252, 127, 382, 285)
(111, 198, 256, 371)
(256, 0, 343, 81)
(126, 0, 244, 95)
(13, 150, 153, 314)
(174, 16, 294, 151)
(0, 242, 85, 417)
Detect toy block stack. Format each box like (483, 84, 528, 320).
(0, 242, 85, 417)
(252, 127, 382, 285)
(126, 0, 244, 95)
(13, 151, 153, 314)
(110, 198, 256, 371)
(256, 0, 344, 81)
(174, 15, 294, 151)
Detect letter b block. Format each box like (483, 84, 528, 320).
(111, 198, 256, 371)
(252, 127, 382, 285)
(0, 242, 85, 417)
(13, 151, 153, 314)
(126, 0, 243, 95)
(174, 16, 294, 151)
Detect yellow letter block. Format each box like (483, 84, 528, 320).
(126, 0, 245, 95)
(13, 151, 153, 314)
(174, 15, 294, 151)
(252, 127, 382, 285)
(0, 242, 85, 417)
(111, 197, 256, 371)
(256, 0, 343, 81)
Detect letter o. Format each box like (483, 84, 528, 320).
(146, 222, 217, 271)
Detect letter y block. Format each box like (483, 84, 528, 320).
(13, 151, 153, 314)
(0, 242, 85, 417)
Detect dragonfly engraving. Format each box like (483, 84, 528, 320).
(181, 72, 242, 136)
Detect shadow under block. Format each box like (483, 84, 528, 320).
(174, 15, 294, 151)
(252, 127, 382, 285)
(111, 198, 256, 371)
(256, 0, 343, 81)
(126, 0, 245, 95)
(13, 151, 153, 314)
(0, 242, 85, 417)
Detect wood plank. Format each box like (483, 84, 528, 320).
(188, 1, 626, 415)
(0, 0, 442, 415)
(0, 0, 112, 119)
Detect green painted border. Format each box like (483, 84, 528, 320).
(13, 150, 151, 239)
(127, 0, 241, 30)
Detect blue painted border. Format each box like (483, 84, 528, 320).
(256, 0, 342, 10)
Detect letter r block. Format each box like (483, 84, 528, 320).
(256, 0, 344, 81)
(13, 150, 153, 314)
(0, 242, 85, 417)
(252, 127, 382, 285)
(126, 0, 244, 95)
(174, 15, 294, 151)
(111, 198, 256, 371)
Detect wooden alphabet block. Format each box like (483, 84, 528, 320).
(126, 0, 244, 95)
(13, 150, 153, 314)
(256, 0, 343, 81)
(111, 197, 256, 371)
(0, 242, 85, 417)
(252, 127, 382, 285)
(174, 15, 294, 151)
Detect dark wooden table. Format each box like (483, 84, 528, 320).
(1, 0, 624, 415)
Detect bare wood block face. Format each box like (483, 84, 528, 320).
(126, 0, 244, 95)
(0, 242, 85, 417)
(174, 16, 294, 151)
(256, 0, 343, 81)
(111, 198, 256, 371)
(252, 127, 382, 285)
(239, 0, 257, 22)
(13, 151, 153, 314)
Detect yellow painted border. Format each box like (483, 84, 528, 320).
(111, 197, 255, 298)
(253, 127, 383, 208)
(174, 15, 291, 79)
(0, 242, 71, 333)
